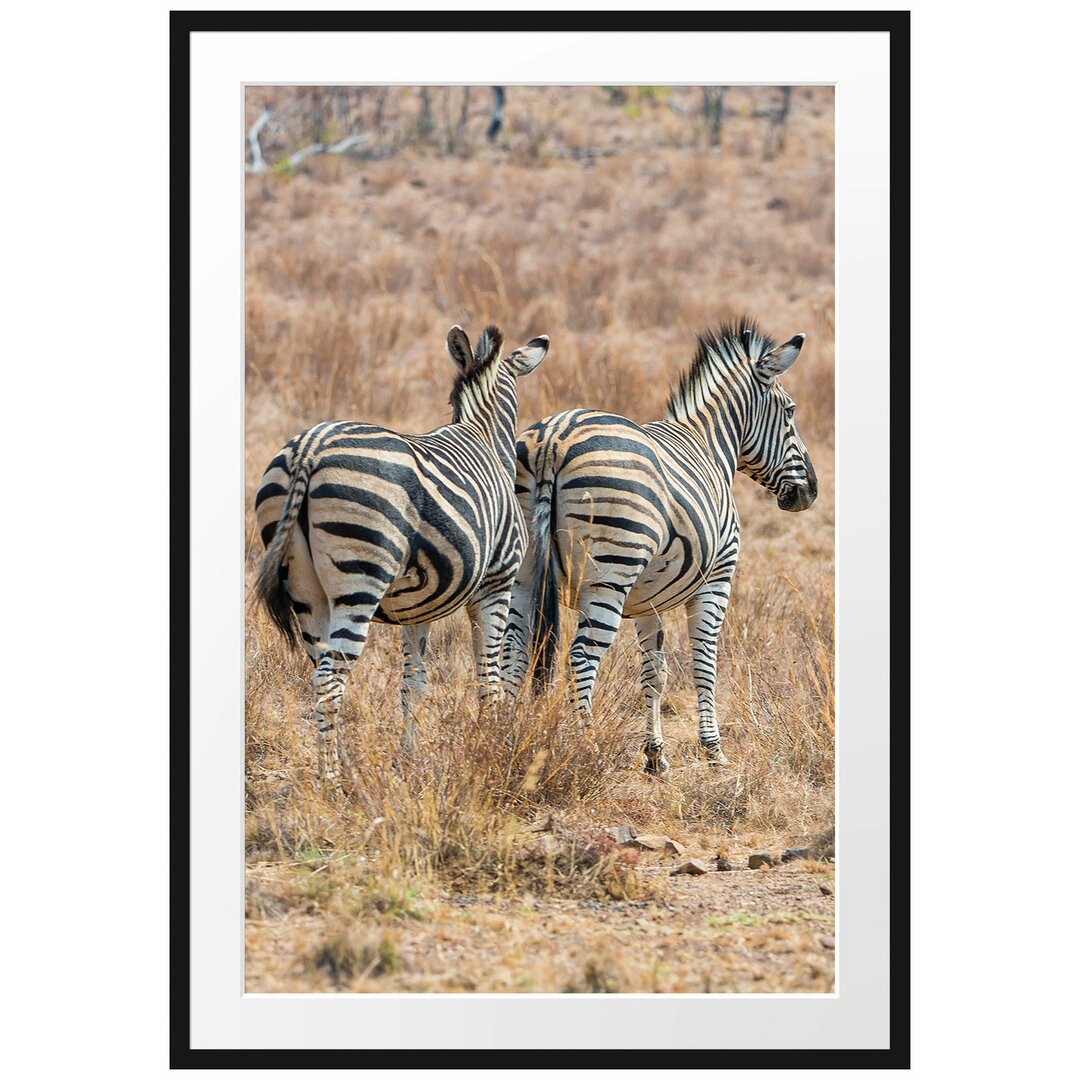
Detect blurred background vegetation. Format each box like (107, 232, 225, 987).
(245, 85, 806, 170)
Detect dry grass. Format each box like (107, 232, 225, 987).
(245, 85, 835, 993)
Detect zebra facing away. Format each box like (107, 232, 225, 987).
(254, 325, 549, 780)
(501, 319, 816, 776)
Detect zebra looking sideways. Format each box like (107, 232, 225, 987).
(501, 319, 816, 776)
(254, 325, 549, 780)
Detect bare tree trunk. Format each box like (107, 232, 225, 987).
(375, 88, 388, 139)
(305, 87, 329, 145)
(702, 86, 725, 147)
(456, 85, 471, 154)
(764, 86, 792, 160)
(348, 87, 365, 134)
(246, 109, 272, 173)
(418, 87, 434, 141)
(487, 86, 506, 141)
(440, 87, 451, 152)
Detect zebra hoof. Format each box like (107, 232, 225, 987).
(642, 743, 671, 779)
(701, 742, 729, 766)
(316, 770, 339, 794)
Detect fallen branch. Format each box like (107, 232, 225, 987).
(285, 133, 369, 168)
(246, 127, 371, 174)
(326, 134, 369, 155)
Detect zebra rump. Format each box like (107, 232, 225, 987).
(253, 438, 315, 649)
(251, 324, 549, 782)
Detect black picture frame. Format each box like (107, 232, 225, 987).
(171, 8, 910, 1068)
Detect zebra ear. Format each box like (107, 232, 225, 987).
(757, 333, 805, 380)
(503, 335, 549, 377)
(446, 325, 474, 373)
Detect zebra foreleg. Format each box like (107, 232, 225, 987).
(635, 615, 671, 777)
(400, 623, 430, 751)
(686, 586, 733, 765)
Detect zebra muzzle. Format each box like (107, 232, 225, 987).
(778, 453, 817, 512)
(778, 479, 816, 512)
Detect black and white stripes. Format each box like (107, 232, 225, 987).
(254, 325, 548, 780)
(501, 319, 816, 774)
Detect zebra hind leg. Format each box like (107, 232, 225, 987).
(686, 588, 731, 765)
(311, 605, 376, 785)
(400, 623, 430, 753)
(280, 536, 330, 668)
(635, 615, 670, 777)
(312, 651, 351, 784)
(568, 584, 630, 731)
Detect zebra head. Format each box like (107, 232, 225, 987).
(739, 330, 817, 513)
(446, 325, 549, 469)
(447, 325, 549, 420)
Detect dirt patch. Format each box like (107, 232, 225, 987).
(246, 855, 834, 994)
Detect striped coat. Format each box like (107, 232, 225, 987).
(501, 320, 815, 775)
(254, 325, 548, 779)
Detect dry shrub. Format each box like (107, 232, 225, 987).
(307, 920, 402, 988)
(245, 879, 296, 921)
(324, 681, 651, 897)
(565, 952, 626, 993)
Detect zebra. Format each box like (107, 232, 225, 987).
(253, 324, 549, 780)
(501, 318, 816, 776)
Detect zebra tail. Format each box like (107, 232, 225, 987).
(253, 452, 314, 650)
(531, 476, 560, 688)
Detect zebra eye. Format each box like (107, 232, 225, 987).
(784, 403, 796, 417)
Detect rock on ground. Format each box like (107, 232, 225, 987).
(671, 859, 710, 876)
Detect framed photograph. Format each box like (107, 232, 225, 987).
(173, 8, 909, 1066)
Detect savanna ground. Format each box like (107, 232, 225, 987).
(245, 86, 835, 993)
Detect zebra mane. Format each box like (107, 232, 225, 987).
(665, 318, 777, 420)
(449, 325, 505, 422)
